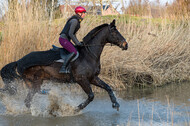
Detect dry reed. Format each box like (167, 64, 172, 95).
(0, 1, 190, 90)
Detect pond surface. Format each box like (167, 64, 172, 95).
(0, 82, 189, 126)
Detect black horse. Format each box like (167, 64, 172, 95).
(0, 20, 128, 111)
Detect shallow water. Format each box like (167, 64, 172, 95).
(0, 82, 189, 126)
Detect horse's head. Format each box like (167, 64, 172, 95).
(106, 20, 128, 50)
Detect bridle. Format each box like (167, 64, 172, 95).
(83, 25, 127, 59)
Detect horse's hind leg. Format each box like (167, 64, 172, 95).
(24, 79, 42, 108)
(91, 76, 120, 111)
(76, 79, 94, 111)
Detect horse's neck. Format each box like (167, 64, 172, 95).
(86, 27, 108, 60)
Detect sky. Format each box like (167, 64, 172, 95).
(0, 0, 174, 16)
(110, 0, 174, 13)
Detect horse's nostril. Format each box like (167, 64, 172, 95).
(125, 43, 128, 49)
(122, 42, 128, 50)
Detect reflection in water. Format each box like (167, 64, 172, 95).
(118, 82, 190, 106)
(0, 82, 189, 126)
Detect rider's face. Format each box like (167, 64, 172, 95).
(79, 12, 86, 18)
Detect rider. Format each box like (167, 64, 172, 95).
(59, 6, 86, 73)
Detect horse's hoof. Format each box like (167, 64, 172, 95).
(112, 102, 120, 111)
(8, 90, 17, 95)
(25, 103, 30, 108)
(24, 100, 31, 108)
(74, 107, 81, 113)
(5, 85, 17, 95)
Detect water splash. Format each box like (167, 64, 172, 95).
(0, 80, 29, 115)
(0, 81, 85, 117)
(31, 84, 85, 117)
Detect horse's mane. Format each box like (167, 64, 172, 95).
(83, 23, 108, 44)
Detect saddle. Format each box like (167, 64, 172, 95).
(51, 45, 79, 63)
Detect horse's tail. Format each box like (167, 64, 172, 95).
(0, 61, 20, 95)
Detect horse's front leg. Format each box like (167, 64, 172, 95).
(91, 76, 120, 111)
(76, 79, 94, 111)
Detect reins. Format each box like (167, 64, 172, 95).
(82, 25, 114, 60)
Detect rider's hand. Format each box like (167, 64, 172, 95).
(77, 42, 84, 47)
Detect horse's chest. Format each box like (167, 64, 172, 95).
(72, 62, 100, 78)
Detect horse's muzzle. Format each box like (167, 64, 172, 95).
(121, 41, 128, 50)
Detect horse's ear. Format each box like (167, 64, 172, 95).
(110, 19, 116, 27)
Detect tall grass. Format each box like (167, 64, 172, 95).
(0, 1, 190, 89)
(0, 1, 59, 64)
(100, 17, 190, 88)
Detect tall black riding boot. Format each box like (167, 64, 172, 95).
(59, 52, 75, 73)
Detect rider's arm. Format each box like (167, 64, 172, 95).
(68, 19, 80, 45)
